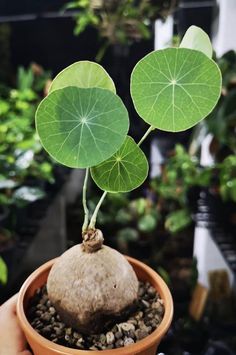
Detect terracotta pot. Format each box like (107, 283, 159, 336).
(17, 256, 173, 355)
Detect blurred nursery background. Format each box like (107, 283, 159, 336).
(0, 0, 236, 354)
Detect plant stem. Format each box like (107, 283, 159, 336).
(95, 41, 109, 62)
(89, 191, 107, 229)
(138, 125, 155, 146)
(82, 168, 89, 232)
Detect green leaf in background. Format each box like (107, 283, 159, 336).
(130, 197, 147, 216)
(115, 208, 132, 224)
(0, 257, 7, 285)
(180, 25, 213, 58)
(165, 209, 192, 234)
(49, 61, 116, 93)
(117, 227, 139, 242)
(138, 214, 157, 233)
(157, 266, 171, 286)
(36, 87, 129, 168)
(131, 48, 222, 132)
(91, 136, 148, 192)
(0, 193, 11, 205)
(17, 66, 34, 91)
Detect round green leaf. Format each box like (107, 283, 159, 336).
(36, 87, 129, 168)
(49, 61, 116, 93)
(131, 48, 222, 132)
(180, 25, 213, 58)
(91, 136, 148, 192)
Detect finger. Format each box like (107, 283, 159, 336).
(19, 351, 32, 355)
(15, 316, 29, 352)
(0, 293, 18, 315)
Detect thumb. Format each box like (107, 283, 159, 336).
(20, 351, 32, 355)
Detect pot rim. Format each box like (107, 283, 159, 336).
(17, 256, 173, 354)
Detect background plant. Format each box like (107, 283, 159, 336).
(151, 144, 213, 233)
(0, 64, 54, 208)
(190, 50, 236, 160)
(65, 0, 177, 60)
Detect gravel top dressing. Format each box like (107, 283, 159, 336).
(27, 281, 164, 350)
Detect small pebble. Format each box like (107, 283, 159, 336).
(115, 331, 123, 339)
(135, 328, 149, 340)
(147, 286, 156, 297)
(141, 300, 150, 308)
(124, 337, 134, 347)
(100, 334, 106, 345)
(89, 346, 99, 350)
(54, 327, 62, 336)
(152, 301, 164, 313)
(134, 311, 143, 320)
(65, 328, 72, 336)
(46, 300, 52, 307)
(50, 333, 56, 339)
(106, 331, 115, 344)
(41, 313, 51, 322)
(128, 329, 135, 339)
(49, 307, 56, 315)
(115, 339, 124, 348)
(127, 319, 137, 326)
(111, 325, 117, 333)
(106, 344, 114, 349)
(119, 322, 135, 332)
(65, 334, 70, 341)
(76, 340, 84, 349)
(138, 286, 145, 297)
(73, 332, 80, 339)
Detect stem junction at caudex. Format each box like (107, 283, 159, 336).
(82, 228, 104, 253)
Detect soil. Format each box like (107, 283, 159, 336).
(27, 281, 164, 350)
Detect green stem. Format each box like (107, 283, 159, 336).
(82, 168, 89, 232)
(89, 191, 107, 229)
(95, 41, 109, 62)
(138, 125, 155, 146)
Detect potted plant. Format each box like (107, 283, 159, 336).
(17, 26, 222, 354)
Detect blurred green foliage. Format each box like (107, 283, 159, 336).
(65, 0, 177, 60)
(0, 64, 54, 207)
(0, 256, 7, 285)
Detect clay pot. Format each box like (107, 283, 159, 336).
(17, 256, 173, 355)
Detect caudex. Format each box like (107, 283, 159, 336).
(35, 26, 222, 335)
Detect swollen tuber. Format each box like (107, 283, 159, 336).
(47, 230, 139, 334)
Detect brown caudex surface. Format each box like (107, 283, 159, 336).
(47, 238, 139, 334)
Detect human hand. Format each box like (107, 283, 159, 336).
(0, 294, 32, 355)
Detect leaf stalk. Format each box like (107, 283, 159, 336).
(138, 125, 155, 146)
(89, 191, 107, 229)
(82, 168, 90, 232)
